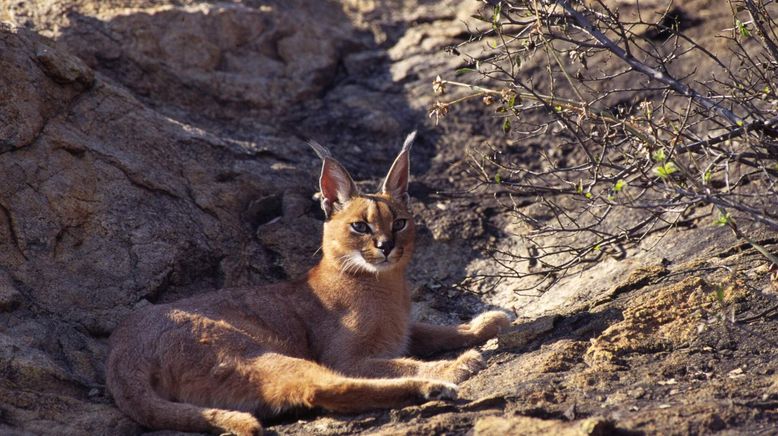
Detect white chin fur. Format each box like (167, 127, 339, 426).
(346, 251, 393, 273)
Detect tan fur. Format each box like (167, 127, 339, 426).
(106, 133, 510, 435)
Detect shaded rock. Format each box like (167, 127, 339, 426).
(0, 22, 316, 332)
(0, 24, 87, 152)
(34, 42, 94, 88)
(0, 271, 22, 311)
(8, 1, 364, 119)
(0, 387, 138, 435)
(255, 192, 323, 278)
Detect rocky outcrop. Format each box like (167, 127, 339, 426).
(0, 20, 317, 434)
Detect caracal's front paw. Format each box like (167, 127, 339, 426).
(423, 349, 487, 383)
(222, 410, 263, 436)
(448, 349, 486, 383)
(419, 380, 459, 401)
(468, 310, 511, 342)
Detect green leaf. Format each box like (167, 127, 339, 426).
(703, 170, 712, 183)
(736, 19, 751, 38)
(736, 120, 744, 127)
(494, 173, 502, 184)
(715, 212, 732, 226)
(714, 286, 725, 303)
(593, 244, 601, 251)
(507, 94, 516, 108)
(652, 149, 666, 162)
(455, 67, 477, 75)
(554, 105, 563, 113)
(654, 161, 678, 178)
(502, 118, 511, 134)
(584, 192, 593, 199)
(614, 179, 626, 192)
(576, 179, 583, 194)
(493, 2, 502, 25)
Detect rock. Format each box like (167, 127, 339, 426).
(462, 395, 509, 412)
(0, 271, 22, 311)
(702, 413, 726, 431)
(584, 276, 748, 368)
(563, 403, 576, 420)
(390, 400, 458, 421)
(588, 263, 669, 308)
(0, 24, 86, 152)
(473, 416, 613, 436)
(0, 15, 329, 329)
(535, 339, 589, 373)
(498, 314, 559, 350)
(770, 264, 778, 293)
(0, 386, 138, 435)
(34, 43, 94, 88)
(766, 375, 778, 398)
(628, 386, 647, 399)
(255, 191, 323, 278)
(8, 1, 363, 119)
(579, 417, 612, 435)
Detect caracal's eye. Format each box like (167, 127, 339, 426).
(351, 221, 370, 234)
(392, 219, 407, 231)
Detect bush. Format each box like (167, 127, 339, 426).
(432, 0, 778, 291)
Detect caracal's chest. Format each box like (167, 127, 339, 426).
(334, 289, 412, 358)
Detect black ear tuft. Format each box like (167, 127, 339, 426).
(381, 131, 416, 207)
(306, 139, 332, 160)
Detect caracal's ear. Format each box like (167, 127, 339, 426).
(307, 139, 358, 218)
(381, 131, 416, 207)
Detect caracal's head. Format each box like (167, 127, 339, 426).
(308, 132, 417, 275)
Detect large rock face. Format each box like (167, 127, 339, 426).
(1, 1, 776, 435)
(5, 1, 355, 117)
